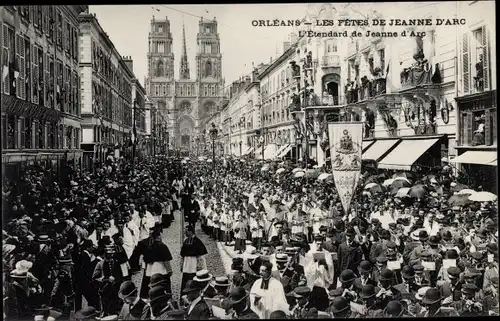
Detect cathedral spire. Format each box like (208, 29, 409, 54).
(179, 23, 190, 79)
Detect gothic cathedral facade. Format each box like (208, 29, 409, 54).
(145, 16, 224, 153)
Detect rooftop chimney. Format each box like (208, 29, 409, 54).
(123, 56, 133, 73)
(245, 75, 251, 83)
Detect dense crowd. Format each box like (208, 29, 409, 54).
(2, 155, 499, 320)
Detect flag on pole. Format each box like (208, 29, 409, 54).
(328, 122, 363, 214)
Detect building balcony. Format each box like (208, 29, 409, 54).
(321, 55, 341, 68)
(289, 95, 345, 111)
(345, 78, 387, 105)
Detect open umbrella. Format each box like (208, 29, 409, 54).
(305, 169, 320, 179)
(393, 176, 412, 184)
(457, 189, 476, 196)
(409, 184, 427, 198)
(317, 173, 332, 181)
(364, 183, 379, 190)
(206, 159, 213, 163)
(383, 178, 395, 186)
(370, 184, 384, 194)
(292, 168, 303, 173)
(362, 191, 372, 197)
(261, 166, 270, 172)
(469, 191, 497, 202)
(448, 194, 472, 207)
(396, 187, 411, 198)
(451, 183, 469, 193)
(276, 168, 286, 174)
(294, 171, 305, 178)
(364, 175, 380, 185)
(393, 172, 415, 180)
(391, 179, 411, 189)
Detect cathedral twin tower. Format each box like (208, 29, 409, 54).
(146, 16, 224, 152)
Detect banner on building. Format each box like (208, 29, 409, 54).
(328, 122, 363, 214)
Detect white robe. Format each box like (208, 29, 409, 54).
(250, 278, 290, 319)
(135, 214, 156, 241)
(126, 221, 140, 247)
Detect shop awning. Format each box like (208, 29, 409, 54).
(450, 151, 497, 166)
(263, 143, 277, 160)
(242, 146, 254, 156)
(1, 94, 61, 123)
(362, 139, 400, 161)
(276, 144, 293, 158)
(362, 140, 376, 153)
(378, 138, 440, 171)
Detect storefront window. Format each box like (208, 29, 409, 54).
(7, 115, 17, 149)
(24, 118, 32, 149)
(38, 122, 45, 149)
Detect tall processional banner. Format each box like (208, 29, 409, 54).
(328, 122, 363, 214)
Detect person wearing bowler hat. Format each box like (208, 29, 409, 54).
(147, 285, 178, 320)
(383, 300, 408, 318)
(227, 286, 259, 319)
(372, 255, 389, 283)
(351, 284, 383, 318)
(117, 281, 149, 320)
(183, 280, 211, 320)
(419, 287, 453, 317)
(374, 269, 402, 309)
(337, 227, 363, 281)
(322, 228, 338, 253)
(393, 265, 420, 302)
(73, 306, 100, 321)
(451, 283, 486, 316)
(249, 261, 289, 319)
(354, 260, 377, 291)
(437, 266, 463, 303)
(413, 264, 430, 287)
(290, 286, 317, 319)
(327, 296, 353, 318)
(403, 229, 422, 264)
(338, 269, 358, 302)
(409, 230, 430, 265)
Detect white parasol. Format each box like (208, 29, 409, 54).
(396, 187, 411, 198)
(276, 168, 286, 174)
(261, 166, 270, 172)
(457, 189, 477, 196)
(317, 173, 332, 181)
(294, 171, 305, 178)
(364, 182, 379, 190)
(393, 176, 412, 184)
(206, 159, 213, 163)
(383, 178, 394, 186)
(469, 191, 497, 202)
(292, 168, 304, 173)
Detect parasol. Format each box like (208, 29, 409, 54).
(393, 176, 412, 184)
(383, 178, 395, 186)
(362, 191, 372, 197)
(304, 169, 320, 179)
(448, 194, 472, 207)
(469, 191, 497, 202)
(396, 187, 411, 198)
(409, 184, 427, 198)
(364, 183, 379, 190)
(261, 166, 270, 172)
(391, 179, 411, 189)
(292, 168, 304, 173)
(451, 183, 469, 193)
(206, 159, 213, 163)
(393, 172, 415, 180)
(457, 189, 477, 196)
(294, 171, 305, 178)
(369, 184, 384, 194)
(276, 168, 286, 174)
(364, 175, 380, 185)
(317, 173, 332, 181)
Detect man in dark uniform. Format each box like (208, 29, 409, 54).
(227, 286, 259, 319)
(354, 260, 377, 291)
(350, 285, 383, 318)
(374, 269, 402, 310)
(437, 266, 463, 303)
(393, 265, 420, 302)
(290, 286, 318, 319)
(337, 227, 363, 278)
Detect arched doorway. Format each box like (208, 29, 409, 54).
(322, 73, 341, 103)
(177, 116, 196, 155)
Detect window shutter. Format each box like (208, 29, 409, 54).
(24, 39, 30, 103)
(2, 24, 10, 94)
(32, 44, 39, 105)
(45, 54, 51, 108)
(462, 33, 470, 94)
(464, 112, 473, 146)
(38, 47, 43, 105)
(484, 108, 491, 146)
(16, 33, 26, 100)
(493, 110, 497, 145)
(481, 26, 489, 91)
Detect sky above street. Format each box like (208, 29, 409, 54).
(89, 3, 448, 90)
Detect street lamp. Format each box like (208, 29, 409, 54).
(209, 122, 218, 169)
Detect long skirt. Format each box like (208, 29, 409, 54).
(309, 285, 329, 312)
(252, 237, 262, 251)
(234, 238, 246, 253)
(213, 228, 221, 241)
(162, 214, 172, 229)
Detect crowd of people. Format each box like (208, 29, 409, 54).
(2, 154, 499, 320)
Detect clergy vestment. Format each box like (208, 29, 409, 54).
(249, 277, 289, 319)
(180, 235, 208, 295)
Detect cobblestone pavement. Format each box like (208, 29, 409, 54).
(193, 223, 227, 279)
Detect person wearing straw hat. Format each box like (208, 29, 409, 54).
(31, 234, 58, 306)
(117, 281, 149, 320)
(212, 276, 231, 301)
(9, 260, 40, 319)
(182, 280, 211, 320)
(193, 269, 217, 298)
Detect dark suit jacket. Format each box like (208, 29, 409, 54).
(437, 281, 462, 302)
(393, 282, 420, 302)
(337, 241, 363, 275)
(353, 277, 377, 291)
(186, 299, 211, 320)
